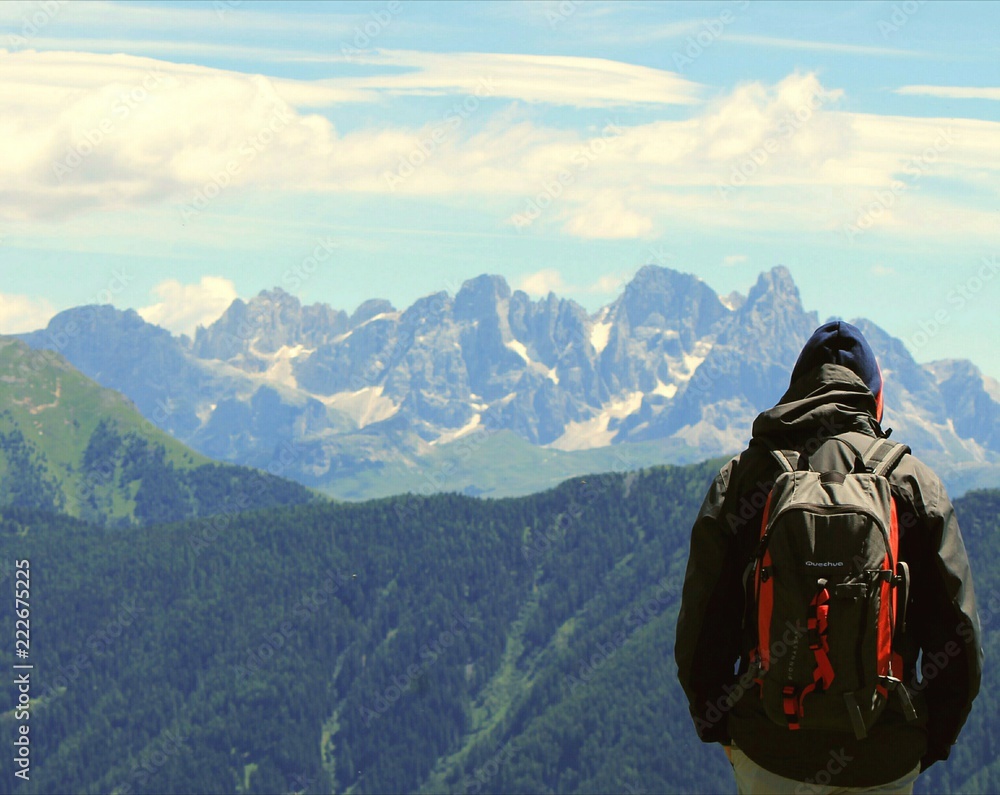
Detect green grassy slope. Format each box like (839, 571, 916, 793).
(0, 337, 315, 524)
(0, 338, 206, 514)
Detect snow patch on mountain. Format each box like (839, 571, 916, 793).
(984, 374, 1000, 403)
(431, 414, 481, 446)
(504, 337, 558, 384)
(506, 339, 530, 362)
(333, 311, 400, 344)
(590, 317, 612, 355)
(668, 341, 713, 382)
(252, 343, 314, 390)
(196, 402, 216, 426)
(322, 386, 398, 429)
(653, 379, 678, 398)
(547, 391, 644, 451)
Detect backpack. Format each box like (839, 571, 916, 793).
(745, 432, 919, 739)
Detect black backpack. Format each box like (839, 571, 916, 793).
(746, 432, 919, 738)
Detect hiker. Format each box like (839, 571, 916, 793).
(675, 321, 982, 794)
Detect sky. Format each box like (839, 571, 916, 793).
(1, 0, 998, 376)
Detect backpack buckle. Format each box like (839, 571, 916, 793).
(880, 676, 919, 722)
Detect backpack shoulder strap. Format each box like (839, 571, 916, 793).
(750, 436, 802, 473)
(771, 449, 796, 474)
(860, 437, 911, 478)
(833, 432, 869, 465)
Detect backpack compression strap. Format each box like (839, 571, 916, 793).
(862, 436, 920, 725)
(785, 579, 835, 730)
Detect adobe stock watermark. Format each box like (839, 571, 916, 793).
(692, 620, 808, 734)
(793, 748, 855, 794)
(7, 0, 65, 49)
(233, 571, 350, 682)
(509, 119, 624, 230)
(645, 245, 674, 267)
(905, 255, 997, 355)
(282, 236, 340, 292)
(717, 88, 832, 200)
(214, 0, 242, 21)
(359, 611, 474, 727)
(14, 267, 133, 380)
(186, 231, 338, 350)
(341, 1, 401, 61)
(51, 70, 168, 181)
(672, 0, 750, 70)
(547, 0, 582, 29)
(177, 101, 294, 222)
(37, 598, 146, 704)
(183, 439, 310, 560)
(890, 591, 987, 710)
(839, 126, 957, 241)
(462, 740, 515, 794)
(878, 0, 926, 38)
(383, 77, 496, 191)
(521, 453, 637, 563)
(567, 576, 680, 693)
(285, 772, 316, 795)
(115, 727, 188, 795)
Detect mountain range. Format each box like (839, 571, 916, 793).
(20, 265, 1000, 499)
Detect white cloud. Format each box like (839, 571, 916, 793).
(724, 34, 924, 57)
(0, 49, 352, 220)
(2, 49, 998, 247)
(723, 255, 747, 266)
(562, 197, 654, 239)
(517, 269, 566, 296)
(585, 272, 630, 295)
(1, 0, 387, 43)
(336, 49, 703, 107)
(873, 264, 898, 277)
(516, 269, 631, 299)
(0, 292, 55, 334)
(138, 276, 238, 336)
(894, 85, 1000, 101)
(0, 47, 700, 222)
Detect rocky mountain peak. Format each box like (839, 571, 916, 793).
(743, 265, 799, 309)
(454, 274, 512, 321)
(612, 265, 729, 346)
(350, 299, 395, 327)
(252, 286, 298, 305)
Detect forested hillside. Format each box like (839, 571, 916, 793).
(1, 468, 996, 794)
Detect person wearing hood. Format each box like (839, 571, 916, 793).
(675, 321, 982, 794)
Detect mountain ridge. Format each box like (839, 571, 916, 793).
(19, 265, 1000, 500)
(0, 336, 316, 524)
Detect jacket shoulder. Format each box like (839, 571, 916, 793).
(889, 449, 950, 517)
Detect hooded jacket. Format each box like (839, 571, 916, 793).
(674, 362, 982, 786)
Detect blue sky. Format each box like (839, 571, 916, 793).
(1, 0, 998, 376)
